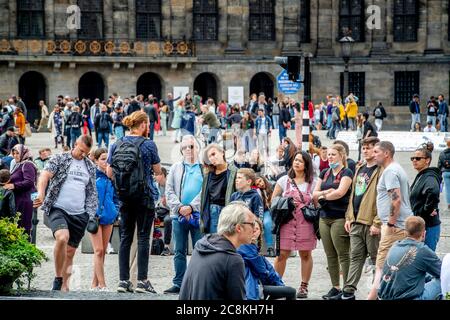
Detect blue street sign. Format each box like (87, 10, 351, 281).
(277, 69, 302, 94)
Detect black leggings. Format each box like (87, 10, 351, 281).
(263, 285, 297, 300)
(163, 214, 172, 245)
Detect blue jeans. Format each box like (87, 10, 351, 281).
(443, 172, 450, 205)
(279, 125, 287, 143)
(70, 128, 81, 148)
(97, 131, 110, 148)
(415, 278, 442, 300)
(272, 115, 279, 129)
(149, 121, 155, 140)
(427, 116, 437, 128)
(411, 113, 421, 131)
(425, 224, 441, 251)
(172, 218, 202, 287)
(439, 114, 447, 132)
(263, 210, 273, 248)
(209, 204, 223, 234)
(327, 114, 332, 129)
(114, 126, 124, 139)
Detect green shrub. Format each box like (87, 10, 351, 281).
(0, 215, 47, 293)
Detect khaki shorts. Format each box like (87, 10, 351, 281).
(375, 225, 407, 269)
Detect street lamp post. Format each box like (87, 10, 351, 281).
(339, 36, 354, 99)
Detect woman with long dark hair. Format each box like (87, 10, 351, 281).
(272, 151, 317, 299)
(255, 175, 275, 257)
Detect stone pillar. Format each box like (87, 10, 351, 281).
(128, 0, 135, 40)
(425, 0, 443, 53)
(0, 0, 10, 37)
(281, 0, 301, 55)
(370, 0, 388, 55)
(225, 0, 244, 54)
(9, 0, 17, 37)
(68, 0, 77, 40)
(45, 0, 54, 39)
(170, 0, 186, 40)
(103, 0, 113, 39)
(385, 0, 393, 45)
(161, 0, 171, 39)
(185, 0, 193, 40)
(316, 0, 333, 56)
(113, 0, 128, 40)
(217, 0, 227, 45)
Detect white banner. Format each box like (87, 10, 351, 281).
(228, 86, 244, 106)
(336, 131, 450, 151)
(173, 86, 190, 100)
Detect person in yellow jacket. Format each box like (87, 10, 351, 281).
(338, 101, 346, 130)
(345, 96, 358, 130)
(14, 106, 26, 144)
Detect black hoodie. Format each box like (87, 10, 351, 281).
(410, 167, 441, 228)
(179, 234, 246, 300)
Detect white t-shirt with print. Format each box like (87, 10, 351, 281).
(54, 159, 90, 215)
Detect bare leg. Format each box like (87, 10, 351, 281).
(299, 250, 313, 284)
(53, 229, 69, 277)
(274, 250, 291, 277)
(61, 246, 77, 292)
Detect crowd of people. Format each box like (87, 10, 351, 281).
(0, 89, 449, 301)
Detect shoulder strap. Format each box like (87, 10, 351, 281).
(323, 168, 332, 182)
(290, 178, 306, 203)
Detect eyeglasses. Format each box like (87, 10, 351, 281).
(181, 145, 194, 151)
(410, 157, 426, 161)
(241, 221, 256, 229)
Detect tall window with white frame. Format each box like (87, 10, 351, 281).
(393, 0, 418, 42)
(77, 0, 104, 39)
(17, 0, 45, 38)
(136, 0, 162, 40)
(394, 71, 420, 106)
(299, 0, 311, 43)
(249, 0, 275, 41)
(339, 0, 365, 41)
(193, 0, 219, 41)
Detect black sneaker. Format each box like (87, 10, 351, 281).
(341, 291, 356, 300)
(160, 247, 171, 256)
(265, 247, 275, 257)
(117, 280, 134, 293)
(52, 277, 63, 291)
(163, 285, 180, 295)
(322, 287, 342, 300)
(135, 280, 157, 294)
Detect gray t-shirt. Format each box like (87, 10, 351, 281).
(376, 162, 413, 229)
(54, 159, 90, 215)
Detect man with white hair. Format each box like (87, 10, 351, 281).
(179, 202, 256, 300)
(164, 135, 203, 295)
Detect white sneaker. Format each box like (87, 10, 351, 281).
(98, 287, 110, 292)
(107, 243, 114, 254)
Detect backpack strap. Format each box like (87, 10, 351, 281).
(322, 168, 332, 182)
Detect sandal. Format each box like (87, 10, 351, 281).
(296, 282, 308, 299)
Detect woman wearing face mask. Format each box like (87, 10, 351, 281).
(200, 144, 237, 234)
(410, 143, 441, 251)
(313, 144, 353, 300)
(237, 219, 296, 300)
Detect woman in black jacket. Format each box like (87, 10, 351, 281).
(410, 142, 441, 251)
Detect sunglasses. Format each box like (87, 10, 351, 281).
(410, 157, 426, 161)
(241, 221, 256, 228)
(181, 145, 194, 151)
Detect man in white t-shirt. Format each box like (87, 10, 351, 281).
(34, 135, 97, 292)
(423, 120, 437, 132)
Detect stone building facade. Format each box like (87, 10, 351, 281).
(0, 0, 449, 126)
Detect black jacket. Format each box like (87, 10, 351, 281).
(438, 148, 450, 173)
(95, 112, 113, 133)
(68, 112, 83, 129)
(0, 187, 15, 219)
(144, 105, 158, 122)
(179, 234, 246, 300)
(0, 133, 10, 156)
(410, 167, 441, 228)
(127, 101, 141, 115)
(279, 107, 291, 125)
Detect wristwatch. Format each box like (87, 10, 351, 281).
(387, 222, 395, 228)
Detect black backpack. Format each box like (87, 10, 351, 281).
(99, 114, 109, 130)
(111, 137, 147, 204)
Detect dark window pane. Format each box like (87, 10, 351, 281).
(193, 0, 218, 40)
(77, 1, 103, 39)
(249, 0, 275, 40)
(394, 71, 420, 106)
(135, 1, 161, 39)
(393, 0, 418, 42)
(349, 72, 365, 106)
(339, 0, 364, 41)
(17, 0, 44, 37)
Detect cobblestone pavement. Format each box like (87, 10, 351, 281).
(1, 130, 449, 300)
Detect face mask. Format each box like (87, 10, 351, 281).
(329, 162, 340, 169)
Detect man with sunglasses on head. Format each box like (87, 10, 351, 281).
(33, 135, 97, 292)
(164, 135, 203, 295)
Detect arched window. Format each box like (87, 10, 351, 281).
(136, 0, 162, 40)
(394, 0, 418, 42)
(339, 0, 365, 41)
(193, 0, 218, 40)
(299, 0, 310, 43)
(78, 0, 103, 39)
(17, 0, 45, 38)
(249, 0, 275, 41)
